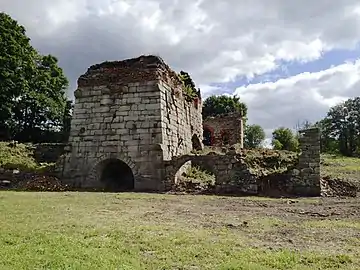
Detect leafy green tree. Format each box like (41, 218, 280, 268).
(317, 97, 360, 156)
(0, 12, 70, 142)
(314, 118, 339, 154)
(271, 127, 299, 151)
(203, 95, 247, 119)
(0, 12, 37, 139)
(244, 124, 265, 148)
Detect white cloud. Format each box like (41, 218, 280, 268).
(3, 0, 360, 85)
(234, 60, 360, 136)
(1, 0, 360, 135)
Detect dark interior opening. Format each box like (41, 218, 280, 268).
(100, 159, 134, 191)
(221, 131, 230, 145)
(203, 128, 213, 146)
(192, 134, 202, 151)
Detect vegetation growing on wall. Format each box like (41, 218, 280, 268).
(175, 148, 299, 193)
(178, 71, 200, 102)
(175, 166, 216, 193)
(242, 149, 298, 177)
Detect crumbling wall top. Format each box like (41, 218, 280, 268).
(77, 55, 183, 89)
(87, 55, 166, 71)
(204, 112, 244, 121)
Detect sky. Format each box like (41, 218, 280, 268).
(1, 0, 360, 139)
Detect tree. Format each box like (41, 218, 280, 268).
(314, 118, 339, 154)
(271, 127, 299, 151)
(244, 124, 265, 148)
(0, 12, 37, 139)
(0, 12, 70, 142)
(203, 95, 247, 119)
(317, 97, 360, 156)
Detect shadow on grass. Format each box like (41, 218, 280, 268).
(0, 186, 321, 200)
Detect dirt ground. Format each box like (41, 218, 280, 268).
(144, 194, 360, 254)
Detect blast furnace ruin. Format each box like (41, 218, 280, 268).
(60, 55, 203, 191)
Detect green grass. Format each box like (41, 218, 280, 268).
(0, 192, 359, 270)
(1, 144, 359, 268)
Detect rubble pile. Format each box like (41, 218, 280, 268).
(321, 176, 358, 197)
(17, 175, 69, 191)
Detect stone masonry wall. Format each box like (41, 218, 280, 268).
(158, 80, 203, 160)
(165, 128, 322, 196)
(203, 113, 243, 147)
(59, 55, 203, 191)
(288, 128, 321, 196)
(164, 151, 267, 194)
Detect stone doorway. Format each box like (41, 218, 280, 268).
(99, 159, 135, 191)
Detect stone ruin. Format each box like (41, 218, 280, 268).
(203, 112, 244, 147)
(164, 128, 322, 196)
(58, 55, 203, 191)
(55, 54, 329, 196)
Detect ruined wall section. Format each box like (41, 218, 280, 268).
(165, 129, 322, 196)
(61, 56, 169, 190)
(203, 113, 244, 147)
(157, 68, 203, 160)
(289, 128, 321, 196)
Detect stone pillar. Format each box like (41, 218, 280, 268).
(238, 117, 244, 149)
(291, 128, 321, 196)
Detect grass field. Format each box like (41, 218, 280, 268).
(1, 192, 359, 269)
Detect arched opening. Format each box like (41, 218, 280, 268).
(173, 159, 216, 193)
(203, 127, 214, 146)
(192, 134, 202, 151)
(99, 159, 134, 191)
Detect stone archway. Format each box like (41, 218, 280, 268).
(165, 155, 219, 190)
(86, 153, 139, 191)
(99, 158, 134, 191)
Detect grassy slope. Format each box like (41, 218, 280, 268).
(321, 154, 360, 187)
(0, 142, 52, 172)
(0, 192, 359, 270)
(0, 142, 38, 170)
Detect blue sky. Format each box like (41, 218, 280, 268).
(209, 46, 360, 95)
